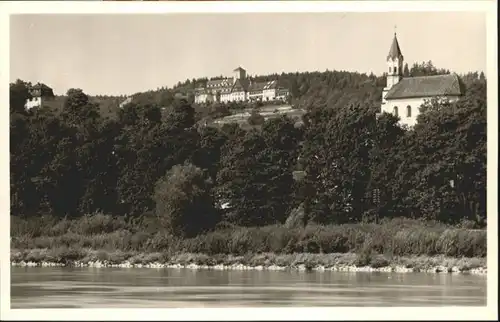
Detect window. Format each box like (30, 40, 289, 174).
(394, 66, 397, 73)
(393, 106, 398, 117)
(407, 105, 412, 117)
(389, 67, 392, 73)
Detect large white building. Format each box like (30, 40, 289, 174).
(194, 67, 289, 104)
(380, 33, 463, 127)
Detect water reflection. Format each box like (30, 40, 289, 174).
(11, 267, 486, 308)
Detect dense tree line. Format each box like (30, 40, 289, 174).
(9, 66, 487, 238)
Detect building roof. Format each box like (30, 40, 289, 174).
(263, 80, 278, 90)
(233, 66, 246, 72)
(29, 83, 54, 97)
(385, 73, 464, 100)
(232, 79, 250, 92)
(387, 33, 403, 61)
(248, 80, 278, 92)
(196, 77, 286, 96)
(207, 78, 233, 88)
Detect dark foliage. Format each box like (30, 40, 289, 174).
(10, 65, 487, 239)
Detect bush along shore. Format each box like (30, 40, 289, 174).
(11, 214, 487, 275)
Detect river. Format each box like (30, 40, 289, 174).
(10, 267, 486, 308)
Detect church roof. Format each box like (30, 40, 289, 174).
(387, 33, 403, 61)
(385, 74, 464, 100)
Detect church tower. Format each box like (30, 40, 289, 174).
(382, 33, 404, 105)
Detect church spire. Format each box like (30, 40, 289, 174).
(387, 32, 403, 61)
(383, 31, 404, 99)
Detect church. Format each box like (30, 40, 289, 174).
(380, 33, 464, 127)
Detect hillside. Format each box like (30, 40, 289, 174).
(22, 61, 483, 127)
(42, 95, 124, 119)
(128, 70, 386, 112)
(210, 104, 305, 127)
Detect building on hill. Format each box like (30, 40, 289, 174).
(380, 33, 464, 127)
(194, 66, 290, 104)
(24, 83, 55, 110)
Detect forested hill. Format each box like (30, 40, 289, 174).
(44, 95, 126, 119)
(9, 85, 126, 120)
(130, 70, 385, 110)
(126, 60, 483, 111)
(9, 60, 487, 230)
(12, 61, 484, 119)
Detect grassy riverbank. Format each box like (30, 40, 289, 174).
(11, 214, 487, 273)
(11, 249, 487, 274)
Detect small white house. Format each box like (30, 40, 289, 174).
(24, 83, 54, 110)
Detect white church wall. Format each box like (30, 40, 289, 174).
(382, 96, 461, 127)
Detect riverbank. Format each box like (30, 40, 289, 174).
(11, 215, 487, 275)
(10, 249, 487, 275)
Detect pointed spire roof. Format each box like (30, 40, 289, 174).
(387, 33, 403, 61)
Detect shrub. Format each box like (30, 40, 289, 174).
(265, 225, 296, 253)
(10, 216, 487, 259)
(50, 217, 73, 236)
(153, 163, 220, 238)
(370, 255, 390, 268)
(73, 212, 127, 235)
(11, 215, 58, 238)
(145, 232, 177, 253)
(354, 247, 373, 267)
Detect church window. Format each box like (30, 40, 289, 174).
(407, 105, 412, 117)
(393, 106, 398, 117)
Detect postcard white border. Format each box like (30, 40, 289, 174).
(0, 1, 497, 321)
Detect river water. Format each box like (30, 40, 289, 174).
(10, 267, 486, 308)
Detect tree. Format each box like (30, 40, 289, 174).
(216, 116, 301, 226)
(366, 112, 406, 218)
(247, 111, 265, 126)
(403, 63, 410, 77)
(115, 100, 199, 216)
(62, 88, 100, 127)
(9, 80, 31, 115)
(401, 77, 487, 224)
(300, 104, 377, 224)
(409, 61, 450, 77)
(163, 98, 195, 130)
(194, 126, 228, 181)
(154, 163, 219, 237)
(13, 107, 79, 217)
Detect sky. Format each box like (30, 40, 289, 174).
(10, 12, 486, 96)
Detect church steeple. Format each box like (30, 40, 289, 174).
(387, 32, 404, 61)
(382, 31, 404, 105)
(385, 32, 404, 90)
